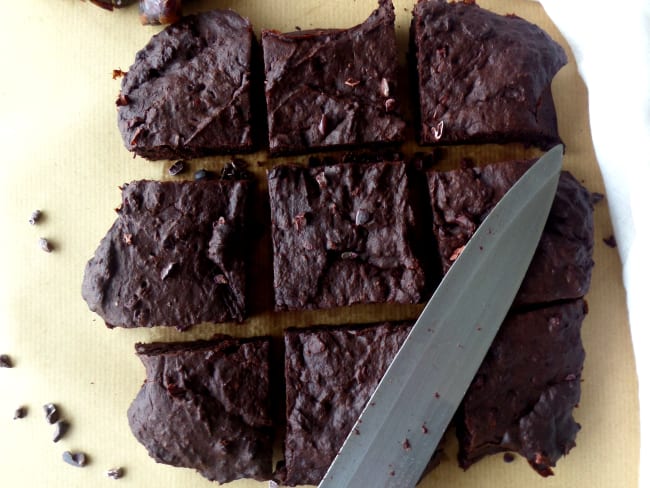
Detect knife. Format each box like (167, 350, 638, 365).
(318, 145, 564, 488)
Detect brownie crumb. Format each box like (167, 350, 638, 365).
(13, 406, 27, 419)
(0, 354, 13, 368)
(590, 192, 605, 205)
(168, 160, 186, 176)
(503, 452, 516, 463)
(603, 235, 617, 248)
(107, 467, 124, 480)
(62, 451, 88, 468)
(38, 237, 53, 253)
(29, 209, 42, 225)
(43, 403, 61, 424)
(53, 420, 70, 443)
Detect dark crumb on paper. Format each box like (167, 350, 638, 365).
(421, 424, 428, 434)
(39, 238, 53, 253)
(29, 209, 42, 225)
(434, 392, 440, 399)
(354, 428, 360, 435)
(603, 235, 617, 248)
(53, 420, 70, 443)
(43, 403, 61, 424)
(194, 169, 215, 181)
(590, 192, 605, 205)
(112, 69, 127, 80)
(389, 470, 395, 477)
(14, 406, 27, 419)
(107, 467, 124, 480)
(168, 160, 186, 176)
(503, 452, 516, 463)
(0, 354, 13, 368)
(62, 451, 88, 468)
(402, 439, 411, 451)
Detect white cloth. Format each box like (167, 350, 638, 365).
(539, 1, 650, 486)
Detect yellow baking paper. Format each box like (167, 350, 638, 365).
(0, 1, 639, 487)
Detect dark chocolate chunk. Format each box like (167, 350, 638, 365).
(128, 335, 273, 483)
(427, 160, 594, 305)
(267, 161, 426, 311)
(53, 420, 70, 443)
(82, 180, 250, 329)
(13, 406, 27, 419)
(411, 0, 567, 148)
(118, 10, 255, 159)
(106, 467, 124, 480)
(262, 0, 406, 155)
(167, 160, 186, 176)
(39, 238, 53, 253)
(193, 169, 215, 181)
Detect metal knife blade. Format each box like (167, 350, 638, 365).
(318, 145, 564, 488)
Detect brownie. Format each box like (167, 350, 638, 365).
(267, 161, 426, 311)
(117, 10, 255, 160)
(128, 335, 273, 483)
(81, 179, 249, 329)
(261, 0, 406, 155)
(427, 160, 594, 305)
(411, 0, 568, 148)
(457, 299, 587, 475)
(280, 321, 413, 486)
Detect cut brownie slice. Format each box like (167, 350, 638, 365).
(268, 161, 426, 311)
(128, 335, 273, 483)
(82, 179, 249, 329)
(457, 299, 587, 476)
(262, 0, 406, 155)
(280, 322, 414, 486)
(411, 0, 568, 148)
(427, 160, 594, 305)
(117, 10, 255, 160)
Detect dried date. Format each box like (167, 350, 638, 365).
(139, 0, 182, 25)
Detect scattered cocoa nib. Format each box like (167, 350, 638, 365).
(194, 169, 214, 181)
(29, 209, 42, 225)
(43, 403, 61, 424)
(39, 238, 53, 253)
(62, 451, 88, 468)
(168, 160, 186, 176)
(603, 235, 617, 248)
(112, 69, 127, 80)
(421, 424, 428, 434)
(139, 0, 183, 25)
(53, 420, 70, 443)
(0, 354, 13, 368)
(89, 0, 136, 11)
(402, 438, 411, 451)
(107, 467, 124, 480)
(503, 452, 516, 463)
(14, 406, 27, 419)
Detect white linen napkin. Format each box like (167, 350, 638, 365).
(538, 1, 650, 486)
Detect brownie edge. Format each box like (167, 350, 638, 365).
(128, 335, 273, 483)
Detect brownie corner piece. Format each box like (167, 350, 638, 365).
(267, 161, 426, 311)
(117, 9, 255, 160)
(281, 321, 413, 485)
(412, 0, 567, 148)
(81, 179, 250, 329)
(457, 299, 587, 475)
(262, 0, 406, 155)
(128, 335, 273, 483)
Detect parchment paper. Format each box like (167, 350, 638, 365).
(0, 1, 639, 487)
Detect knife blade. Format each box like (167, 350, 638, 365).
(318, 145, 564, 488)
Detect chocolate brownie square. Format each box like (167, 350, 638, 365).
(280, 321, 413, 486)
(82, 179, 250, 329)
(262, 0, 406, 155)
(411, 0, 567, 148)
(427, 160, 594, 305)
(117, 10, 255, 160)
(268, 161, 426, 311)
(128, 335, 273, 483)
(457, 299, 587, 476)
